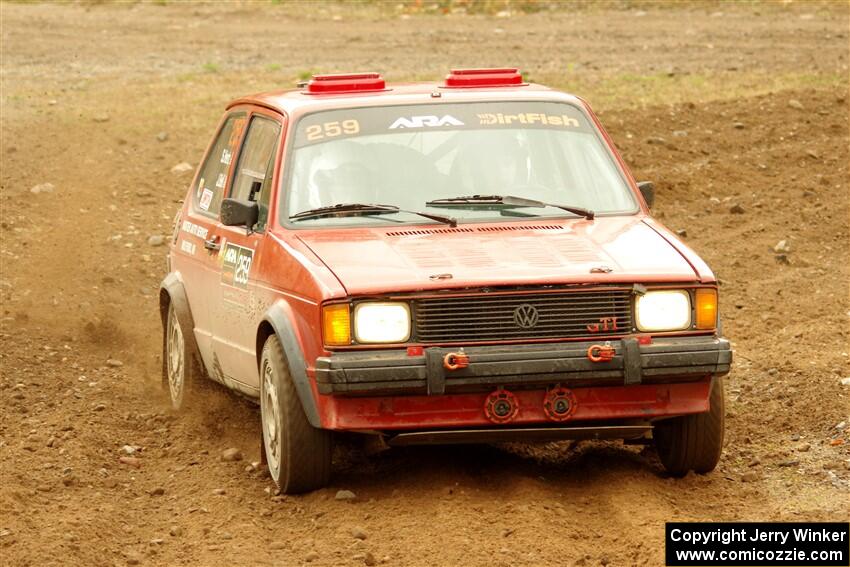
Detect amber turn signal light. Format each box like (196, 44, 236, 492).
(695, 288, 718, 330)
(322, 304, 351, 346)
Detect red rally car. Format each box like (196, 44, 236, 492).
(160, 69, 731, 493)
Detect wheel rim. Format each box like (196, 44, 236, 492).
(262, 360, 281, 479)
(166, 308, 184, 407)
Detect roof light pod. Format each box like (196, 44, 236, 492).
(305, 72, 387, 95)
(444, 68, 526, 88)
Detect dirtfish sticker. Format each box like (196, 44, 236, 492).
(221, 243, 253, 289)
(221, 148, 232, 165)
(477, 112, 580, 127)
(215, 173, 226, 189)
(389, 115, 464, 129)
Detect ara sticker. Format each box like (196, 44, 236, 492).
(199, 188, 214, 211)
(215, 173, 226, 189)
(389, 115, 464, 129)
(221, 148, 232, 165)
(221, 243, 253, 289)
(180, 239, 196, 255)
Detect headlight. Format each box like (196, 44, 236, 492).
(353, 302, 411, 343)
(635, 290, 691, 332)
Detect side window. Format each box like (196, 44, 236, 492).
(192, 113, 247, 217)
(230, 116, 281, 231)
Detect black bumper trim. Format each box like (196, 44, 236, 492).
(315, 336, 732, 396)
(387, 425, 653, 446)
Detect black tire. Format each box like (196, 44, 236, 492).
(162, 302, 202, 411)
(260, 335, 332, 494)
(654, 377, 725, 476)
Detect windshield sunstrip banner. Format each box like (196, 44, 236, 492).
(294, 102, 593, 148)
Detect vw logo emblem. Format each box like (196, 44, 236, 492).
(513, 304, 539, 328)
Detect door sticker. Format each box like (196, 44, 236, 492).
(199, 188, 213, 211)
(221, 243, 253, 289)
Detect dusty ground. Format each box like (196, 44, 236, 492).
(1, 2, 848, 566)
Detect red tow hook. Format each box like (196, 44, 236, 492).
(443, 350, 470, 371)
(587, 342, 616, 363)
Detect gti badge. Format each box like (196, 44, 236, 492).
(587, 317, 618, 333)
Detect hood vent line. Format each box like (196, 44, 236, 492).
(386, 225, 564, 237)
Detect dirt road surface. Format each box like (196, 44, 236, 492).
(1, 2, 848, 566)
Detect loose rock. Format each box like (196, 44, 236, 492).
(93, 114, 110, 123)
(156, 132, 169, 142)
(335, 489, 356, 501)
(147, 235, 165, 247)
(729, 204, 745, 214)
(350, 526, 368, 540)
(106, 359, 123, 367)
(787, 99, 804, 110)
(796, 442, 811, 452)
(30, 183, 56, 194)
(221, 448, 243, 462)
(741, 471, 760, 482)
(119, 456, 141, 468)
(773, 240, 791, 253)
(170, 162, 193, 174)
(305, 551, 320, 562)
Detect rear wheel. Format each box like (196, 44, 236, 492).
(654, 377, 725, 476)
(260, 335, 332, 494)
(163, 302, 200, 410)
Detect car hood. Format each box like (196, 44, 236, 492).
(296, 217, 699, 296)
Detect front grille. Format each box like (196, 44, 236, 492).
(413, 289, 633, 343)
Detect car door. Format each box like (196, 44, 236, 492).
(209, 109, 284, 394)
(176, 112, 248, 378)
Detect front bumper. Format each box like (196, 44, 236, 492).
(315, 335, 731, 396)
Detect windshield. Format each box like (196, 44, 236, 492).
(283, 101, 636, 227)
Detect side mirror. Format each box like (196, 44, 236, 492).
(220, 198, 259, 228)
(637, 181, 655, 208)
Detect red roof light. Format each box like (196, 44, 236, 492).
(306, 72, 387, 94)
(444, 68, 526, 88)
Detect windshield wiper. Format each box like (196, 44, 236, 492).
(290, 203, 457, 227)
(426, 194, 594, 220)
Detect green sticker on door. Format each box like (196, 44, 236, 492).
(221, 243, 253, 289)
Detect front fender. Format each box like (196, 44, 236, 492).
(262, 301, 322, 428)
(159, 271, 201, 363)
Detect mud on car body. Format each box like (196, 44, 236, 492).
(159, 69, 731, 493)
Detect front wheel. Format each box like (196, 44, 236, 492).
(654, 377, 725, 476)
(163, 302, 201, 410)
(260, 335, 332, 494)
